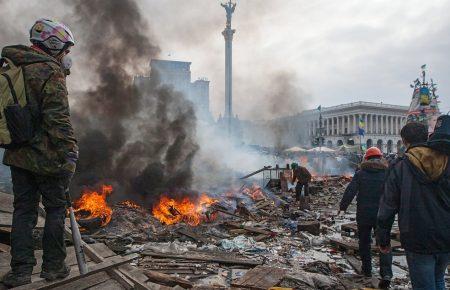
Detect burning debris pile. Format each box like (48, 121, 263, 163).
(70, 166, 415, 289)
(152, 194, 218, 226)
(73, 184, 113, 229)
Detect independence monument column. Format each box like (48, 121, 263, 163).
(221, 0, 236, 134)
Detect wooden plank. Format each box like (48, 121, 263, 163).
(142, 251, 261, 267)
(0, 212, 45, 228)
(0, 226, 11, 233)
(329, 237, 402, 254)
(119, 265, 172, 290)
(0, 243, 117, 277)
(177, 228, 210, 244)
(231, 266, 287, 289)
(225, 221, 275, 236)
(0, 192, 13, 213)
(63, 220, 136, 289)
(51, 271, 111, 290)
(85, 278, 125, 290)
(144, 270, 193, 288)
(344, 254, 362, 274)
(0, 243, 10, 253)
(12, 253, 139, 290)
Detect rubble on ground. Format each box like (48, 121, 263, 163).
(73, 173, 416, 289)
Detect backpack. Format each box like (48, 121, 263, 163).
(0, 57, 34, 148)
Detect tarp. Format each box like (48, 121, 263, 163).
(337, 145, 362, 153)
(307, 147, 335, 153)
(284, 146, 307, 152)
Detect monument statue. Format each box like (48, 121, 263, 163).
(221, 0, 236, 27)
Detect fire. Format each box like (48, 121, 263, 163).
(242, 185, 265, 201)
(118, 200, 142, 210)
(74, 185, 113, 227)
(299, 155, 308, 166)
(152, 193, 218, 226)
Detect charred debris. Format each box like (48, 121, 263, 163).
(60, 162, 414, 289)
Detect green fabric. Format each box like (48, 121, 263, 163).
(1, 45, 78, 176)
(0, 57, 27, 144)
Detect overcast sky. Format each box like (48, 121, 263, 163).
(1, 0, 449, 120)
(138, 0, 450, 120)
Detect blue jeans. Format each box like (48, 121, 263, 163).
(406, 251, 449, 290)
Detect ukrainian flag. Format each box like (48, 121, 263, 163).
(358, 118, 365, 136)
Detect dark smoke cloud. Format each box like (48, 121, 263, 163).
(67, 0, 198, 201)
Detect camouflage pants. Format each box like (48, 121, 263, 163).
(10, 166, 70, 274)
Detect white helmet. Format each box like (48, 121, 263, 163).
(30, 18, 75, 56)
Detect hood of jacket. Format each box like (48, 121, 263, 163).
(1, 45, 59, 66)
(360, 159, 388, 172)
(405, 146, 448, 181)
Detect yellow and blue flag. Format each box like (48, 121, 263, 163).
(358, 117, 365, 136)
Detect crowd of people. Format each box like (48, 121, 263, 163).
(340, 118, 450, 290)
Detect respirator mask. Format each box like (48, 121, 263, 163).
(61, 54, 72, 76)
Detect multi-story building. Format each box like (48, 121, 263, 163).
(242, 101, 409, 153)
(304, 101, 409, 153)
(134, 59, 211, 121)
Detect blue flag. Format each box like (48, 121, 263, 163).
(358, 118, 365, 136)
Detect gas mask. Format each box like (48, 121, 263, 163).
(61, 54, 72, 76)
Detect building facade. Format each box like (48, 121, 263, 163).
(242, 101, 409, 153)
(305, 102, 409, 153)
(135, 59, 211, 121)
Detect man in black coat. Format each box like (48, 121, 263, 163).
(339, 147, 392, 287)
(377, 120, 450, 290)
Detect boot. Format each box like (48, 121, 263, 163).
(2, 270, 32, 288)
(378, 278, 391, 289)
(40, 263, 71, 281)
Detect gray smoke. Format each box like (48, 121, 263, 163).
(67, 0, 198, 201)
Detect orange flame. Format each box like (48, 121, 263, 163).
(118, 200, 142, 210)
(299, 155, 308, 166)
(242, 184, 265, 200)
(74, 185, 113, 227)
(152, 193, 218, 226)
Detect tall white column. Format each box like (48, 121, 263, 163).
(387, 116, 390, 134)
(354, 114, 357, 133)
(341, 116, 345, 134)
(336, 116, 342, 135)
(370, 114, 373, 133)
(376, 115, 379, 134)
(391, 116, 394, 135)
(326, 118, 329, 136)
(394, 116, 397, 135)
(364, 114, 368, 134)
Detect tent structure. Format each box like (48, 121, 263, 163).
(284, 146, 307, 153)
(307, 146, 335, 153)
(337, 145, 362, 154)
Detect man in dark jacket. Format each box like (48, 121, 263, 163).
(377, 121, 450, 290)
(339, 147, 392, 287)
(292, 163, 312, 200)
(1, 19, 78, 287)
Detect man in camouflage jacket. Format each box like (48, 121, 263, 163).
(1, 19, 77, 287)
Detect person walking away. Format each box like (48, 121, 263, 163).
(339, 146, 392, 288)
(377, 120, 450, 290)
(1, 19, 78, 288)
(292, 162, 312, 201)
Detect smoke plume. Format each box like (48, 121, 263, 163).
(68, 0, 198, 201)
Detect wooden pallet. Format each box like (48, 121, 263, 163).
(231, 266, 287, 290)
(329, 237, 402, 255)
